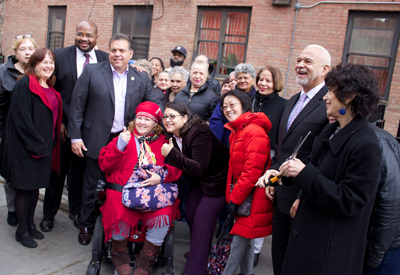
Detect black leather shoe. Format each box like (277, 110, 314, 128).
(40, 217, 54, 232)
(78, 227, 93, 245)
(69, 213, 80, 229)
(16, 231, 37, 248)
(253, 252, 260, 267)
(7, 211, 18, 226)
(29, 224, 44, 239)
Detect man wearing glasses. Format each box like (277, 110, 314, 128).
(40, 20, 109, 233)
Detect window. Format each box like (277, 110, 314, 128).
(47, 6, 66, 51)
(113, 6, 153, 60)
(343, 12, 400, 100)
(193, 7, 252, 77)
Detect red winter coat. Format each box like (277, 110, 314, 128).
(98, 133, 182, 242)
(225, 111, 273, 239)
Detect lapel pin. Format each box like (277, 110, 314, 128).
(131, 77, 135, 81)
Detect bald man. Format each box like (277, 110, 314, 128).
(257, 45, 331, 275)
(40, 20, 109, 232)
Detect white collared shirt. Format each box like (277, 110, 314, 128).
(76, 47, 98, 78)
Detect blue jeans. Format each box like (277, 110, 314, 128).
(363, 247, 400, 275)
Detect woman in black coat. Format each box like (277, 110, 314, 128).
(174, 61, 219, 121)
(161, 101, 229, 275)
(0, 48, 62, 248)
(272, 63, 382, 275)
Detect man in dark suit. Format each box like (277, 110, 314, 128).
(68, 33, 162, 245)
(257, 45, 331, 275)
(40, 20, 109, 232)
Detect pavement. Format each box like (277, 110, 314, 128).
(0, 182, 274, 275)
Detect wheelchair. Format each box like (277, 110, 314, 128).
(85, 181, 175, 275)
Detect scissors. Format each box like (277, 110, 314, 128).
(261, 131, 311, 188)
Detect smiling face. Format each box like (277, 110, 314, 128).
(323, 88, 344, 119)
(135, 115, 158, 136)
(151, 59, 162, 76)
(190, 64, 208, 88)
(75, 22, 98, 53)
(170, 73, 186, 93)
(157, 72, 170, 91)
(229, 73, 237, 90)
(237, 72, 254, 93)
(222, 95, 243, 122)
(257, 69, 274, 95)
(109, 39, 133, 74)
(221, 83, 231, 95)
(35, 53, 55, 82)
(295, 47, 329, 92)
(15, 39, 36, 65)
(163, 107, 188, 136)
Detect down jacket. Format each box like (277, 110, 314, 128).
(364, 125, 400, 268)
(225, 111, 273, 239)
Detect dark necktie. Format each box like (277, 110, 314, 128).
(83, 53, 90, 70)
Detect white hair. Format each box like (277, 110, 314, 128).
(306, 45, 331, 67)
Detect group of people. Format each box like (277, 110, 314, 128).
(0, 18, 399, 275)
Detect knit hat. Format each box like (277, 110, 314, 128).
(135, 102, 163, 123)
(222, 77, 230, 86)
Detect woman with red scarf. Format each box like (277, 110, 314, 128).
(99, 102, 181, 275)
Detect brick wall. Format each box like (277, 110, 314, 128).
(3, 0, 400, 135)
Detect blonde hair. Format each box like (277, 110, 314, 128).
(12, 36, 37, 53)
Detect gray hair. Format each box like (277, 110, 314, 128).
(109, 33, 133, 51)
(235, 63, 256, 79)
(133, 59, 153, 80)
(169, 66, 189, 82)
(189, 61, 209, 76)
(306, 45, 331, 67)
(158, 70, 170, 80)
(195, 54, 209, 64)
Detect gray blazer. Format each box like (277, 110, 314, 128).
(68, 61, 162, 159)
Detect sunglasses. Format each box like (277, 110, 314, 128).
(15, 34, 33, 39)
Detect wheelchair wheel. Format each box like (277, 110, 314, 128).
(92, 216, 104, 262)
(86, 262, 100, 275)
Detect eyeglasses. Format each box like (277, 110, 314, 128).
(221, 102, 240, 111)
(75, 33, 95, 39)
(15, 34, 32, 39)
(163, 114, 182, 121)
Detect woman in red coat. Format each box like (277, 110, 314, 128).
(98, 102, 182, 275)
(221, 90, 273, 275)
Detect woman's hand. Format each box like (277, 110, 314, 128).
(60, 123, 67, 143)
(265, 186, 275, 201)
(141, 171, 161, 187)
(161, 138, 174, 157)
(279, 158, 305, 178)
(119, 126, 131, 144)
(256, 169, 280, 188)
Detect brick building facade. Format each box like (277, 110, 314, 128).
(2, 0, 400, 135)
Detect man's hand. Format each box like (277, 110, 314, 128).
(141, 171, 162, 187)
(71, 140, 87, 157)
(60, 123, 67, 143)
(119, 126, 131, 144)
(290, 198, 300, 218)
(279, 158, 305, 178)
(265, 186, 275, 201)
(161, 138, 174, 157)
(256, 169, 280, 188)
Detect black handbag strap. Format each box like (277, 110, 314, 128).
(106, 182, 123, 193)
(216, 214, 233, 244)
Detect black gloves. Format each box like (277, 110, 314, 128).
(227, 201, 239, 216)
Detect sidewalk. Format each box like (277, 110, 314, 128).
(0, 183, 274, 274)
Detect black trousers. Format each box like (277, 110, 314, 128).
(271, 201, 294, 275)
(43, 140, 86, 219)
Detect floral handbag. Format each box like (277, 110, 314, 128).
(122, 163, 178, 212)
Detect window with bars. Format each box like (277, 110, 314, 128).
(193, 7, 252, 77)
(47, 6, 66, 51)
(113, 6, 153, 60)
(342, 12, 400, 100)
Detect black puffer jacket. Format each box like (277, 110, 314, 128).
(364, 125, 400, 268)
(174, 82, 219, 121)
(0, 56, 22, 137)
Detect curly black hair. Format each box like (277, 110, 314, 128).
(325, 63, 379, 119)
